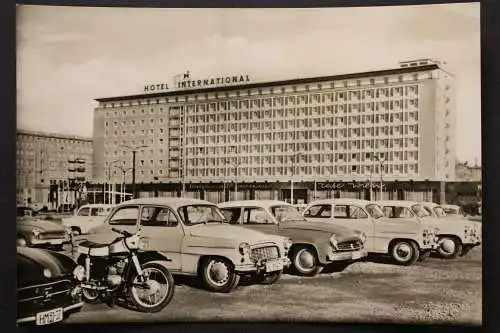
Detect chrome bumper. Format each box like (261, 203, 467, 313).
(16, 302, 84, 324)
(234, 257, 291, 274)
(327, 249, 367, 262)
(30, 238, 70, 245)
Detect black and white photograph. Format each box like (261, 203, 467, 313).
(15, 2, 482, 327)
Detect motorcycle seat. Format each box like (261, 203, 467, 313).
(77, 240, 111, 256)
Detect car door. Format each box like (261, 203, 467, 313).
(376, 205, 416, 251)
(138, 205, 183, 271)
(331, 204, 375, 250)
(241, 207, 279, 235)
(70, 206, 90, 233)
(88, 205, 140, 244)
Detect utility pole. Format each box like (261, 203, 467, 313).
(373, 154, 386, 200)
(120, 145, 148, 199)
(291, 152, 303, 205)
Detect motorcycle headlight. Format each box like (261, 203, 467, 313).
(283, 238, 293, 250)
(330, 234, 338, 249)
(125, 235, 140, 249)
(32, 227, 42, 237)
(238, 242, 251, 256)
(138, 237, 149, 251)
(73, 265, 85, 281)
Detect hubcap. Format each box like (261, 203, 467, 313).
(17, 238, 27, 247)
(394, 243, 412, 261)
(440, 238, 456, 254)
(83, 289, 99, 300)
(295, 249, 315, 272)
(207, 260, 230, 286)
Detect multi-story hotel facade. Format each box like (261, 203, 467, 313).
(16, 130, 94, 209)
(93, 59, 456, 204)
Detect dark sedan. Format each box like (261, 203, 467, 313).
(17, 246, 83, 325)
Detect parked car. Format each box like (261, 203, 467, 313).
(85, 198, 292, 293)
(17, 246, 83, 325)
(29, 202, 47, 213)
(420, 201, 481, 258)
(441, 204, 465, 217)
(302, 199, 439, 266)
(57, 204, 75, 214)
(218, 200, 367, 276)
(62, 204, 114, 235)
(17, 206, 71, 250)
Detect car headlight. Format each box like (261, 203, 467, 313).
(32, 227, 42, 237)
(359, 232, 367, 244)
(434, 227, 440, 235)
(283, 238, 293, 250)
(329, 234, 338, 249)
(138, 237, 149, 251)
(464, 226, 471, 235)
(239, 242, 251, 256)
(73, 265, 85, 281)
(422, 228, 429, 237)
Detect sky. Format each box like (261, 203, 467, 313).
(16, 3, 481, 164)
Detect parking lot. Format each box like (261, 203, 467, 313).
(63, 246, 482, 325)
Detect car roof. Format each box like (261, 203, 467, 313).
(441, 204, 460, 209)
(218, 200, 292, 209)
(80, 204, 114, 208)
(377, 200, 422, 207)
(419, 201, 440, 208)
(119, 197, 215, 209)
(307, 198, 374, 206)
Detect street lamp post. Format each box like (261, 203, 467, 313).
(120, 145, 148, 199)
(115, 162, 133, 202)
(373, 155, 386, 200)
(291, 152, 303, 205)
(107, 159, 121, 204)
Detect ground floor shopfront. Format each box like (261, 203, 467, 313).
(82, 180, 480, 206)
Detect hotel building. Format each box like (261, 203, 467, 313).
(93, 59, 456, 204)
(16, 130, 93, 208)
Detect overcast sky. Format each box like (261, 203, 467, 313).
(16, 3, 481, 164)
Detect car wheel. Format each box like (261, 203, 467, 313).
(82, 289, 101, 304)
(253, 270, 283, 285)
(437, 236, 462, 259)
(291, 247, 323, 277)
(199, 257, 240, 293)
(390, 240, 419, 266)
(17, 235, 29, 247)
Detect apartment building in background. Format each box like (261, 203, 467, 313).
(16, 129, 93, 208)
(92, 59, 456, 204)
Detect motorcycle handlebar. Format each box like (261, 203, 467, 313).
(111, 227, 133, 237)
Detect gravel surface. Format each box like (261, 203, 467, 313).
(64, 246, 482, 325)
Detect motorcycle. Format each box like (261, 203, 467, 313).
(72, 227, 175, 313)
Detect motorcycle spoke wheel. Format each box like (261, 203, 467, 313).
(129, 264, 174, 312)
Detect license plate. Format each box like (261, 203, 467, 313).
(265, 260, 283, 272)
(351, 251, 363, 260)
(36, 308, 63, 325)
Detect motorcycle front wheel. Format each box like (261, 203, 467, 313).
(127, 262, 175, 313)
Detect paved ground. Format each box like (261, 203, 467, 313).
(63, 246, 482, 325)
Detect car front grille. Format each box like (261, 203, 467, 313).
(250, 246, 279, 263)
(38, 231, 66, 240)
(336, 239, 363, 252)
(18, 279, 73, 303)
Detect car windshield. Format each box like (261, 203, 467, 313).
(411, 204, 431, 218)
(366, 204, 385, 219)
(433, 206, 447, 218)
(270, 205, 304, 222)
(177, 205, 226, 226)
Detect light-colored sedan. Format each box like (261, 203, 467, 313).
(85, 198, 291, 293)
(218, 200, 367, 277)
(62, 204, 114, 235)
(420, 201, 481, 258)
(303, 199, 440, 266)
